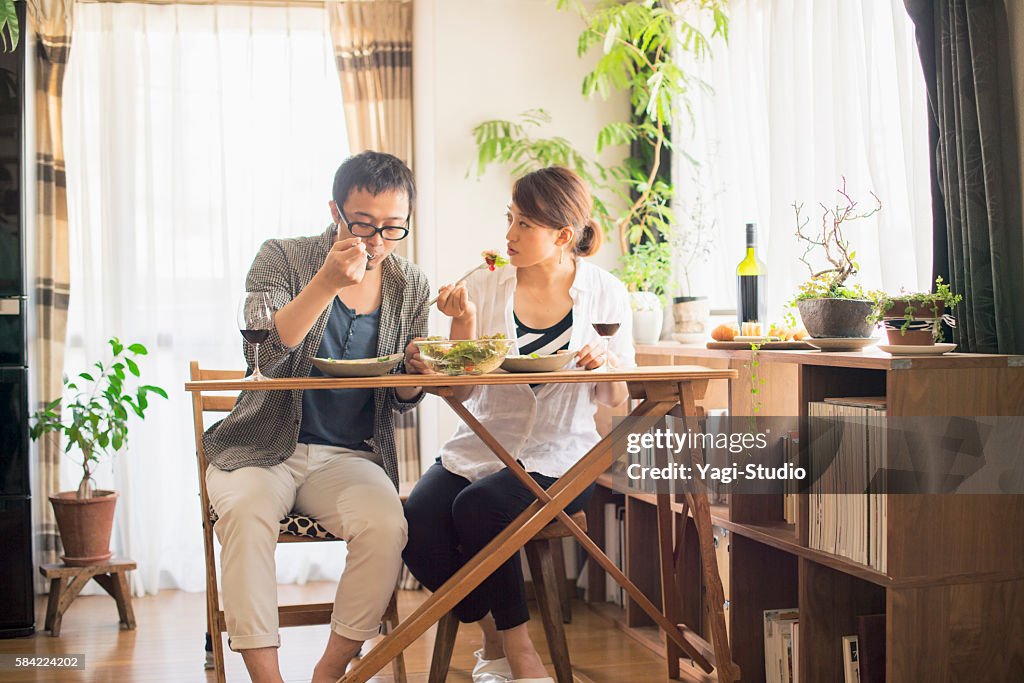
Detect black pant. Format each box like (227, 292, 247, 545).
(402, 461, 593, 630)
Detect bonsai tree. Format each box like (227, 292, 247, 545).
(791, 177, 881, 299)
(29, 337, 167, 499)
(470, 0, 729, 298)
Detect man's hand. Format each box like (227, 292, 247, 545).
(435, 282, 476, 321)
(316, 237, 368, 293)
(403, 337, 433, 375)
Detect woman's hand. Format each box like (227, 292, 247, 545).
(575, 343, 618, 371)
(436, 282, 477, 321)
(403, 337, 433, 375)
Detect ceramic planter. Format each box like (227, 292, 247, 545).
(883, 319, 936, 345)
(883, 299, 945, 321)
(796, 298, 875, 338)
(630, 291, 663, 344)
(49, 490, 118, 566)
(672, 296, 710, 340)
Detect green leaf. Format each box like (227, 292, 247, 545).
(126, 357, 140, 377)
(79, 372, 95, 382)
(0, 0, 19, 53)
(141, 385, 168, 399)
(127, 343, 148, 355)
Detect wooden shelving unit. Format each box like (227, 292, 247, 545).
(585, 343, 1024, 682)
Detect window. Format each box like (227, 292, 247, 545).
(62, 2, 349, 592)
(675, 0, 931, 318)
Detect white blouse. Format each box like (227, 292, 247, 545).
(438, 260, 636, 482)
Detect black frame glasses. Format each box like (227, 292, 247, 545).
(338, 209, 410, 241)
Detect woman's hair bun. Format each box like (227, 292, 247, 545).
(572, 217, 604, 258)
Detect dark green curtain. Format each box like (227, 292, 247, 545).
(903, 0, 1024, 354)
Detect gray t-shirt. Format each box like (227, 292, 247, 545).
(297, 297, 379, 450)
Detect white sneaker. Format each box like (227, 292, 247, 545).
(472, 649, 513, 683)
(511, 679, 555, 683)
(204, 650, 214, 670)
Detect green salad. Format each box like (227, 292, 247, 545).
(416, 334, 511, 375)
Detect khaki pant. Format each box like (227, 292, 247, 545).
(206, 444, 407, 650)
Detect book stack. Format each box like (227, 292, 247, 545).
(781, 430, 800, 524)
(808, 398, 887, 572)
(763, 608, 799, 683)
(604, 502, 626, 605)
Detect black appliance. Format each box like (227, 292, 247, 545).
(0, 1, 36, 638)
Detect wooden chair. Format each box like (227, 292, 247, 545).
(428, 510, 587, 683)
(189, 362, 407, 683)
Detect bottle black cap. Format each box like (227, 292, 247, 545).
(745, 222, 757, 247)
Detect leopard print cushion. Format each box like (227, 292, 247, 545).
(208, 505, 337, 540)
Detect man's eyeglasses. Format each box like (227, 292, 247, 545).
(338, 209, 410, 241)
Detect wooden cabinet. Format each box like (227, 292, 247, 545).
(586, 344, 1024, 682)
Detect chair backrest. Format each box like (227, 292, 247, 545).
(189, 361, 245, 527)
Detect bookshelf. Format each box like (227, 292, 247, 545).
(585, 344, 1024, 682)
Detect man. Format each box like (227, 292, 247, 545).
(203, 151, 430, 683)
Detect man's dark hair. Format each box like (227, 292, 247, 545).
(332, 151, 416, 216)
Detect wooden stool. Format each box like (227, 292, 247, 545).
(39, 559, 137, 637)
(429, 511, 587, 683)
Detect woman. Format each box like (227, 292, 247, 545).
(403, 167, 635, 683)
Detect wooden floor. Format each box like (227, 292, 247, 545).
(0, 582, 698, 682)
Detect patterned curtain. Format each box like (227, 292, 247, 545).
(327, 0, 419, 481)
(903, 0, 1024, 353)
(28, 0, 73, 575)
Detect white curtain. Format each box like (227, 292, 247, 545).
(675, 0, 932, 315)
(62, 2, 350, 595)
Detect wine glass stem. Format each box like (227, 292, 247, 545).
(253, 343, 262, 380)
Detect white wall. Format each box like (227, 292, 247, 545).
(413, 0, 629, 466)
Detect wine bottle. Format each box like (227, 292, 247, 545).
(736, 222, 767, 331)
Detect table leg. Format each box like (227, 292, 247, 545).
(51, 572, 92, 637)
(657, 494, 683, 680)
(678, 381, 740, 683)
(447, 394, 717, 669)
(44, 578, 63, 634)
(338, 399, 677, 683)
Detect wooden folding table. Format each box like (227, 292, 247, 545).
(185, 364, 739, 682)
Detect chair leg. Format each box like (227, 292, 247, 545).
(525, 541, 573, 683)
(548, 538, 573, 624)
(428, 611, 460, 683)
(383, 590, 408, 683)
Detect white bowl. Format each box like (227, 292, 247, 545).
(501, 350, 573, 373)
(310, 353, 403, 378)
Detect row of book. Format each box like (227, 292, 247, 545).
(808, 399, 888, 571)
(603, 503, 626, 606)
(764, 609, 886, 683)
(781, 430, 799, 524)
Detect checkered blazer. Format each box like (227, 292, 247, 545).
(202, 226, 430, 488)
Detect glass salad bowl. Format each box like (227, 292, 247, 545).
(413, 336, 514, 376)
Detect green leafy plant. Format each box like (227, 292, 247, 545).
(616, 240, 674, 297)
(470, 0, 729, 297)
(29, 338, 168, 499)
(0, 0, 19, 53)
(867, 276, 962, 341)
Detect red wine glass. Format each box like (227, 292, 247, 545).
(238, 291, 273, 381)
(591, 322, 621, 368)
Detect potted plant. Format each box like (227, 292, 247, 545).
(29, 338, 166, 566)
(468, 1, 728, 343)
(868, 276, 962, 345)
(671, 173, 718, 341)
(790, 180, 882, 338)
(616, 240, 673, 343)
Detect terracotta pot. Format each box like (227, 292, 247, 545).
(884, 324, 935, 346)
(796, 298, 875, 338)
(884, 299, 945, 321)
(49, 490, 118, 566)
